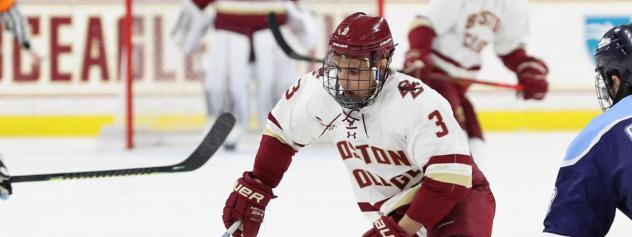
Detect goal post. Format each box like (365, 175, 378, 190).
(97, 0, 211, 149)
(124, 0, 133, 149)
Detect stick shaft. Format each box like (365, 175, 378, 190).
(222, 220, 242, 237)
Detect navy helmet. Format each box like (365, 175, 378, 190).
(594, 23, 632, 110)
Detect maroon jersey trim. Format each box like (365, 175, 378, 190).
(268, 113, 283, 130)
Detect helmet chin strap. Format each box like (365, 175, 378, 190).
(374, 68, 380, 82)
(612, 80, 632, 105)
(610, 70, 632, 105)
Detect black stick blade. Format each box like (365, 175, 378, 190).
(171, 113, 235, 172)
(10, 113, 235, 183)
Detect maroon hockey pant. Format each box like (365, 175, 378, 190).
(390, 183, 496, 237)
(427, 183, 495, 237)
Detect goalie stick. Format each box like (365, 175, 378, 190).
(266, 12, 523, 91)
(9, 113, 235, 183)
(268, 12, 323, 63)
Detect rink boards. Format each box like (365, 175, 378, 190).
(0, 0, 628, 135)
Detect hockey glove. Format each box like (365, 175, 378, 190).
(223, 171, 276, 237)
(362, 216, 409, 237)
(0, 153, 12, 200)
(403, 49, 433, 81)
(516, 57, 548, 100)
(0, 1, 31, 49)
(171, 0, 214, 55)
(284, 1, 319, 49)
(404, 21, 436, 81)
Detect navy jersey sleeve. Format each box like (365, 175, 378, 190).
(543, 143, 618, 237)
(543, 96, 632, 237)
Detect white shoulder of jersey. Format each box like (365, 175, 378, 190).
(266, 68, 340, 150)
(379, 72, 455, 121)
(423, 0, 465, 35)
(494, 0, 530, 55)
(378, 72, 471, 162)
(506, 0, 530, 13)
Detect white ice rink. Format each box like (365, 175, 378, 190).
(0, 132, 631, 237)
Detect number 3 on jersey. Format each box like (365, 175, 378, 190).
(428, 110, 449, 137)
(285, 79, 302, 100)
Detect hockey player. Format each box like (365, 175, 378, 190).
(0, 153, 12, 200)
(0, 0, 31, 49)
(171, 0, 317, 150)
(543, 24, 632, 237)
(221, 13, 495, 237)
(0, 0, 30, 201)
(403, 0, 549, 160)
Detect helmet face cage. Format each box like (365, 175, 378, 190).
(322, 51, 390, 109)
(595, 71, 614, 111)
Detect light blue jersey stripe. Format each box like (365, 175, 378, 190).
(562, 96, 632, 167)
(626, 123, 632, 142)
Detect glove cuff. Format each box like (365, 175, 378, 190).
(252, 135, 295, 188)
(408, 24, 435, 53)
(517, 58, 548, 77)
(237, 172, 276, 207)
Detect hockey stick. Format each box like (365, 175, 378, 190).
(428, 73, 524, 91)
(222, 220, 242, 237)
(267, 12, 323, 63)
(10, 113, 235, 183)
(267, 12, 523, 91)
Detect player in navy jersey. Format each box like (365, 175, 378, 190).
(543, 23, 632, 237)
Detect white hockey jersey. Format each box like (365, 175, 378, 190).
(419, 0, 530, 78)
(264, 69, 473, 221)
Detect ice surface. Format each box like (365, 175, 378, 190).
(0, 132, 630, 237)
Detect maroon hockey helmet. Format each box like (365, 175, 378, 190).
(323, 12, 396, 109)
(328, 12, 395, 59)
